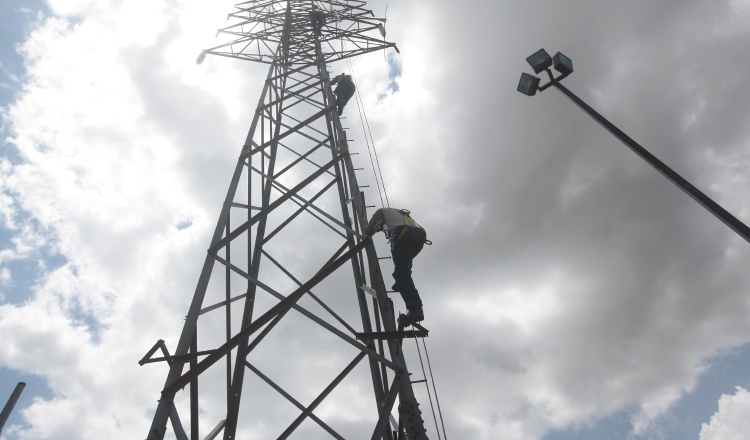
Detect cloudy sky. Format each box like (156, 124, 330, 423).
(2, 0, 750, 439)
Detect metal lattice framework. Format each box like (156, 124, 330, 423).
(143, 1, 427, 439)
(202, 0, 398, 65)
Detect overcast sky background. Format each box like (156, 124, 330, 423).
(2, 0, 750, 439)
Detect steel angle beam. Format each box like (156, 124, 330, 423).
(249, 164, 363, 239)
(211, 251, 396, 370)
(245, 362, 346, 440)
(209, 153, 344, 252)
(262, 248, 360, 335)
(163, 238, 369, 394)
(243, 108, 328, 158)
(262, 179, 342, 243)
(356, 330, 429, 340)
(277, 352, 367, 439)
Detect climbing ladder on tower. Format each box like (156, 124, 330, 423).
(141, 1, 430, 439)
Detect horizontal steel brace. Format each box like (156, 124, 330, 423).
(261, 246, 359, 335)
(279, 111, 332, 144)
(272, 139, 335, 180)
(139, 339, 171, 366)
(230, 202, 260, 210)
(258, 77, 321, 112)
(262, 177, 341, 244)
(278, 351, 367, 439)
(212, 253, 396, 370)
(243, 108, 328, 159)
(245, 361, 345, 440)
(141, 349, 216, 365)
(162, 238, 368, 394)
(356, 330, 429, 340)
(209, 153, 343, 253)
(250, 164, 362, 240)
(199, 292, 247, 316)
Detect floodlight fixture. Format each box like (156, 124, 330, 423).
(517, 73, 541, 96)
(526, 48, 553, 74)
(553, 52, 573, 76)
(196, 50, 207, 65)
(515, 48, 750, 244)
(519, 49, 575, 96)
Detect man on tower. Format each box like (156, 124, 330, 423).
(364, 208, 429, 324)
(330, 73, 355, 116)
(310, 7, 326, 35)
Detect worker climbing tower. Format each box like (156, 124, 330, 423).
(142, 1, 430, 439)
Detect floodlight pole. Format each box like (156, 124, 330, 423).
(0, 382, 26, 435)
(540, 67, 750, 244)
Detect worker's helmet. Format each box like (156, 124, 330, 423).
(344, 74, 352, 81)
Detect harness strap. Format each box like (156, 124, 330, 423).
(397, 225, 409, 240)
(379, 208, 392, 239)
(383, 208, 432, 244)
(401, 212, 426, 236)
(398, 210, 429, 242)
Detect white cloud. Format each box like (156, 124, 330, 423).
(0, 268, 10, 301)
(700, 386, 750, 440)
(0, 159, 19, 229)
(0, 0, 245, 437)
(3, 0, 750, 439)
(0, 223, 50, 265)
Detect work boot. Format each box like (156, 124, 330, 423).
(391, 283, 399, 292)
(405, 307, 424, 324)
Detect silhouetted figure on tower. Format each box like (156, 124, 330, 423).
(310, 8, 326, 35)
(364, 208, 429, 325)
(330, 73, 355, 116)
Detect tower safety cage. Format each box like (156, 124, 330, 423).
(141, 1, 429, 439)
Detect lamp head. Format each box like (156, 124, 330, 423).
(553, 52, 573, 76)
(196, 50, 207, 65)
(517, 73, 541, 96)
(526, 49, 553, 74)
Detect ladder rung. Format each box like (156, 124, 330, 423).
(355, 330, 428, 340)
(360, 284, 377, 298)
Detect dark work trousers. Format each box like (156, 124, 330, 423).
(333, 80, 355, 109)
(390, 225, 426, 310)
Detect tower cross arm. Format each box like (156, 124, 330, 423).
(200, 0, 396, 66)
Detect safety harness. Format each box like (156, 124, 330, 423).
(379, 208, 432, 245)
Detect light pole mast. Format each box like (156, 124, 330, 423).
(0, 382, 26, 435)
(143, 1, 429, 439)
(518, 49, 750, 244)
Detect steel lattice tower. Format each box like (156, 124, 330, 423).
(142, 1, 430, 439)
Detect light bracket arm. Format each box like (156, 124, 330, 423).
(537, 68, 571, 93)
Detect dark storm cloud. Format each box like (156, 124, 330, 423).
(364, 0, 750, 437)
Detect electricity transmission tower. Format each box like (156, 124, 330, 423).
(142, 1, 430, 439)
